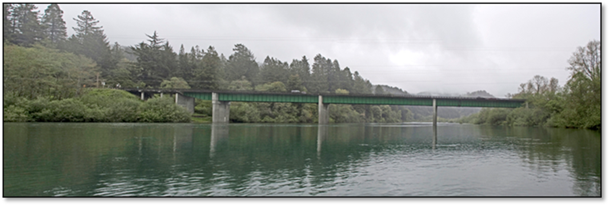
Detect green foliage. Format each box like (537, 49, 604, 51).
(137, 96, 190, 123)
(335, 88, 349, 94)
(227, 78, 253, 91)
(329, 104, 364, 123)
(255, 81, 287, 92)
(194, 99, 212, 116)
(3, 44, 97, 99)
(229, 102, 261, 123)
(225, 44, 259, 83)
(463, 40, 600, 130)
(374, 85, 385, 95)
(3, 88, 190, 123)
(79, 89, 141, 122)
(161, 77, 191, 89)
(260, 56, 290, 84)
(7, 4, 44, 47)
(41, 4, 67, 44)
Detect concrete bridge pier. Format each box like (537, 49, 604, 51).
(212, 92, 230, 123)
(432, 98, 438, 127)
(140, 91, 145, 100)
(175, 93, 195, 114)
(318, 95, 329, 124)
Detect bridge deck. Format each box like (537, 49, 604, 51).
(123, 89, 525, 108)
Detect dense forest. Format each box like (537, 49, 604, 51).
(3, 4, 601, 129)
(2, 4, 414, 123)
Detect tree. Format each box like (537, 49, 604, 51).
(567, 40, 600, 81)
(3, 44, 97, 99)
(3, 4, 14, 43)
(260, 56, 290, 84)
(225, 44, 259, 84)
(374, 85, 385, 95)
(352, 71, 372, 94)
(287, 74, 305, 91)
(161, 77, 190, 89)
(41, 4, 67, 44)
(289, 56, 311, 91)
(554, 40, 601, 129)
(72, 10, 101, 36)
(130, 31, 177, 87)
(193, 46, 221, 89)
(64, 10, 113, 78)
(310, 54, 331, 93)
(9, 4, 44, 46)
(177, 44, 190, 81)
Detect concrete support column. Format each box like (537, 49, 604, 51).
(432, 98, 438, 127)
(176, 93, 195, 114)
(160, 93, 163, 98)
(212, 92, 230, 123)
(140, 91, 144, 100)
(318, 95, 329, 124)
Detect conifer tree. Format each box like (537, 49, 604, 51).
(10, 4, 44, 46)
(41, 4, 67, 43)
(64, 10, 113, 77)
(225, 44, 259, 84)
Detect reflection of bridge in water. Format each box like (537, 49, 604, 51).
(207, 123, 440, 158)
(124, 89, 526, 126)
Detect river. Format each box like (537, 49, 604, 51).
(3, 122, 601, 196)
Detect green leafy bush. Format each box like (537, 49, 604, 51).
(137, 96, 190, 122)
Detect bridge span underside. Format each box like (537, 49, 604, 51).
(124, 89, 525, 124)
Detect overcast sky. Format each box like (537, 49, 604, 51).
(34, 3, 600, 97)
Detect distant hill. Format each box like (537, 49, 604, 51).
(415, 91, 461, 97)
(463, 90, 495, 98)
(374, 85, 410, 96)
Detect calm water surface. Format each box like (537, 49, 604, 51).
(3, 123, 601, 196)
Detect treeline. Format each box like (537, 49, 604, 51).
(459, 40, 601, 130)
(3, 4, 413, 123)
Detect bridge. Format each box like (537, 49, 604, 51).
(123, 89, 526, 125)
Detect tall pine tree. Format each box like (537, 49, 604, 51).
(41, 4, 67, 44)
(225, 44, 259, 84)
(64, 10, 113, 78)
(10, 4, 44, 46)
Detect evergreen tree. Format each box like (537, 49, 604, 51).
(311, 54, 332, 93)
(289, 56, 311, 91)
(64, 10, 113, 78)
(72, 10, 101, 37)
(10, 4, 44, 46)
(225, 44, 259, 84)
(130, 31, 177, 87)
(3, 4, 14, 43)
(177, 44, 190, 81)
(195, 46, 221, 89)
(260, 56, 290, 84)
(41, 4, 67, 43)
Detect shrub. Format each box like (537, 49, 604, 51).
(137, 96, 190, 122)
(4, 105, 32, 122)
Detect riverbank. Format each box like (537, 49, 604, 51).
(3, 89, 191, 123)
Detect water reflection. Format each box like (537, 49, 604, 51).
(432, 125, 437, 150)
(2, 123, 601, 196)
(317, 125, 327, 159)
(210, 123, 229, 158)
